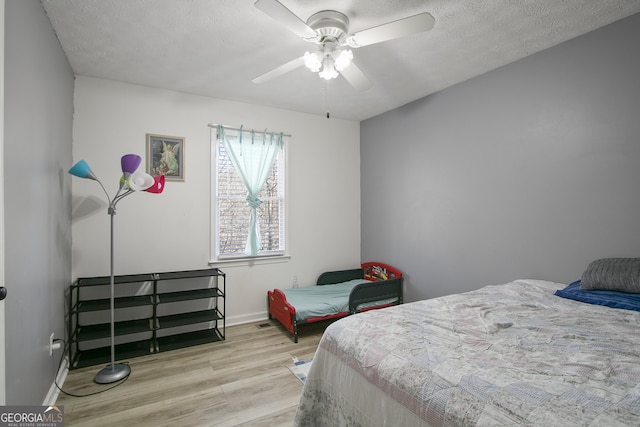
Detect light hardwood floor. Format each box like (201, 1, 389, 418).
(56, 320, 327, 426)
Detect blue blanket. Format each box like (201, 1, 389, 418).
(555, 280, 640, 312)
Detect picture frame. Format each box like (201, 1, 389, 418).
(146, 134, 185, 182)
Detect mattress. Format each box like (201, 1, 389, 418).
(295, 279, 640, 426)
(282, 279, 397, 321)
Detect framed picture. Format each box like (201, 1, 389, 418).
(146, 134, 185, 182)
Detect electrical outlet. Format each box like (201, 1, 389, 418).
(49, 333, 55, 356)
(49, 333, 62, 356)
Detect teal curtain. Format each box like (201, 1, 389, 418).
(218, 125, 283, 256)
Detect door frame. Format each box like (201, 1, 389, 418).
(1, 0, 7, 405)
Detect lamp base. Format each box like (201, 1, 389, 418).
(93, 363, 131, 384)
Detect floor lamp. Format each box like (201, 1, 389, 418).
(69, 154, 165, 384)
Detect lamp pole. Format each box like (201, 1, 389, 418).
(93, 204, 130, 384)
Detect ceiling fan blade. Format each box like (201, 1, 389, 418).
(252, 56, 305, 84)
(339, 61, 372, 92)
(254, 0, 317, 39)
(346, 12, 435, 48)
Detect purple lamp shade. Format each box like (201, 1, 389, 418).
(68, 160, 98, 180)
(121, 154, 142, 177)
(145, 175, 165, 194)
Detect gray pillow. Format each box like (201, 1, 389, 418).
(580, 258, 640, 293)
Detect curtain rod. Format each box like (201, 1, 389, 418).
(208, 123, 291, 138)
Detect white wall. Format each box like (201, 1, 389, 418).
(72, 76, 361, 324)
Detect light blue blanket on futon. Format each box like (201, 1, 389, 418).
(282, 279, 396, 321)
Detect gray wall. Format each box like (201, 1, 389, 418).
(4, 0, 73, 403)
(361, 13, 640, 302)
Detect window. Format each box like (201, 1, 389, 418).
(211, 126, 286, 261)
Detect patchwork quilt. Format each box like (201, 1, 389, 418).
(295, 280, 640, 426)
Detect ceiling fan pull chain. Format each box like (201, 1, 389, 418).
(323, 81, 330, 119)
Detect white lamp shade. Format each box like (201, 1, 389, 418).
(334, 49, 353, 71)
(319, 57, 339, 80)
(303, 51, 322, 72)
(128, 172, 155, 191)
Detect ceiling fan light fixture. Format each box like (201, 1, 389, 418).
(303, 51, 322, 72)
(334, 49, 353, 71)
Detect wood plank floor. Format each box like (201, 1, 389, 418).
(56, 320, 327, 426)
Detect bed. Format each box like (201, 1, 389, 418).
(295, 258, 640, 426)
(268, 262, 403, 343)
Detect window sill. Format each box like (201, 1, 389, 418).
(209, 254, 291, 268)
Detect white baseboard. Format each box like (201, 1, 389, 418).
(43, 357, 68, 406)
(225, 311, 269, 327)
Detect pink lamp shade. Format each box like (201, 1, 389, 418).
(120, 154, 142, 178)
(145, 174, 165, 194)
(68, 160, 98, 180)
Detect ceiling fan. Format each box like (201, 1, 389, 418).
(252, 0, 435, 91)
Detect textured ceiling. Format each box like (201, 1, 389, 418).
(41, 0, 640, 121)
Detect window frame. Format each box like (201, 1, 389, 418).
(209, 127, 289, 264)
